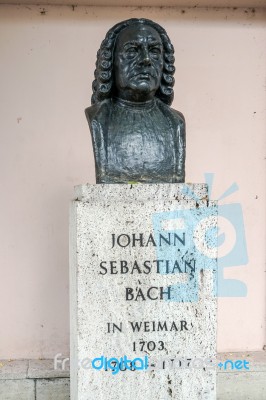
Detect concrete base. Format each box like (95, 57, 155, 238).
(0, 359, 70, 400)
(70, 183, 217, 400)
(0, 379, 35, 400)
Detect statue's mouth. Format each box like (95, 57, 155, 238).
(138, 74, 150, 79)
(135, 72, 153, 80)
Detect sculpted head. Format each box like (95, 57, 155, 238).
(91, 18, 175, 105)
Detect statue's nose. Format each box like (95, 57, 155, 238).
(139, 47, 151, 66)
(143, 57, 151, 66)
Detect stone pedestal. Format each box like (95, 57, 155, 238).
(70, 183, 217, 400)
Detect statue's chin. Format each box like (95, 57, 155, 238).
(131, 81, 157, 100)
(117, 81, 158, 102)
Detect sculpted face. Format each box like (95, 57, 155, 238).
(114, 24, 164, 102)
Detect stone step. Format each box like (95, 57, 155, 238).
(0, 352, 265, 400)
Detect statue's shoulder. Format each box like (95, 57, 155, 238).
(169, 108, 186, 126)
(85, 99, 112, 125)
(156, 98, 185, 127)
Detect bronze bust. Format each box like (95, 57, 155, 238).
(85, 18, 186, 184)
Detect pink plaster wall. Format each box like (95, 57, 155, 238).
(0, 4, 265, 358)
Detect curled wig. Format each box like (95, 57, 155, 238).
(91, 18, 175, 106)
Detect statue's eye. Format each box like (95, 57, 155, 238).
(125, 47, 138, 58)
(149, 47, 161, 58)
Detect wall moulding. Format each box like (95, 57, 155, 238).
(0, 0, 266, 8)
